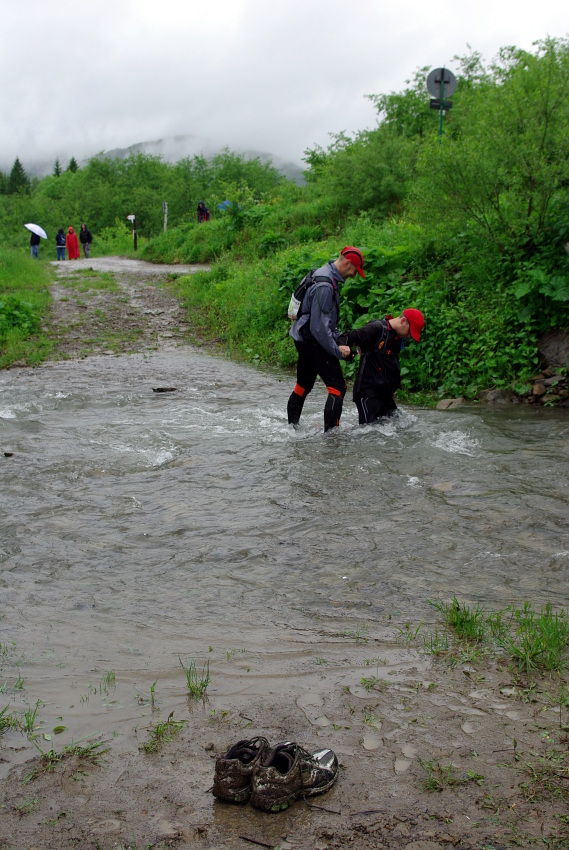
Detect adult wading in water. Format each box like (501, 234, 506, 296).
(287, 246, 365, 432)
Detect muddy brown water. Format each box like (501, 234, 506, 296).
(1, 263, 569, 847)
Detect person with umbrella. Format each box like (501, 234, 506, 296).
(24, 223, 47, 259)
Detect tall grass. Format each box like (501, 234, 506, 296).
(0, 247, 54, 367)
(426, 598, 569, 676)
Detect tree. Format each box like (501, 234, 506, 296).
(67, 157, 79, 173)
(414, 37, 569, 258)
(7, 157, 30, 194)
(53, 158, 62, 177)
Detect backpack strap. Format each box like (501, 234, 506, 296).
(311, 274, 339, 316)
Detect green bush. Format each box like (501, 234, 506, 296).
(0, 295, 39, 338)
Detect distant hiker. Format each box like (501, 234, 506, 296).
(56, 228, 66, 261)
(66, 226, 80, 260)
(29, 231, 40, 259)
(287, 246, 365, 432)
(80, 223, 92, 258)
(197, 200, 210, 223)
(339, 309, 425, 424)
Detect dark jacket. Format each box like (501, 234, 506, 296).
(289, 261, 343, 358)
(80, 226, 92, 244)
(343, 318, 402, 399)
(56, 229, 66, 246)
(30, 232, 41, 246)
(197, 201, 210, 223)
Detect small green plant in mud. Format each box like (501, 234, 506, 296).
(418, 757, 484, 792)
(429, 597, 487, 643)
(518, 743, 569, 807)
(101, 670, 116, 693)
(209, 708, 230, 721)
(362, 707, 381, 727)
(397, 621, 423, 644)
(136, 679, 157, 707)
(24, 735, 111, 783)
(424, 627, 450, 656)
(178, 656, 210, 698)
(14, 797, 38, 815)
(142, 711, 186, 754)
(0, 704, 20, 735)
(361, 675, 380, 692)
(22, 699, 43, 735)
(426, 598, 569, 676)
(498, 602, 569, 676)
(342, 622, 369, 642)
(361, 657, 388, 692)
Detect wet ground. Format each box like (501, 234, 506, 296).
(46, 256, 211, 359)
(1, 259, 569, 849)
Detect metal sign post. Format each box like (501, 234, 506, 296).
(427, 68, 457, 143)
(163, 201, 168, 233)
(127, 214, 137, 251)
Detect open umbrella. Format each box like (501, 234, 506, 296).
(24, 223, 47, 239)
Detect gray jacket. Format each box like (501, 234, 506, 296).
(289, 261, 344, 358)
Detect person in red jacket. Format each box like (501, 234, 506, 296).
(66, 226, 81, 260)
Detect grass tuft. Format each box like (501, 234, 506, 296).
(178, 656, 210, 698)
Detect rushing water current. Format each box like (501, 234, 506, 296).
(1, 349, 568, 767)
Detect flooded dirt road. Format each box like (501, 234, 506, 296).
(1, 259, 569, 849)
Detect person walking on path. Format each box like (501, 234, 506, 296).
(287, 246, 365, 432)
(79, 223, 92, 258)
(339, 309, 425, 424)
(66, 226, 80, 260)
(29, 231, 40, 259)
(55, 228, 66, 260)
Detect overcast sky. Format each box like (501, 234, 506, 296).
(2, 0, 567, 175)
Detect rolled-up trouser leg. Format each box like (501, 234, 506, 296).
(287, 384, 306, 424)
(324, 387, 344, 431)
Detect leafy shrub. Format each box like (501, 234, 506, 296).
(0, 295, 40, 338)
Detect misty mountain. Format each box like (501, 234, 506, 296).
(98, 135, 305, 184)
(6, 134, 305, 184)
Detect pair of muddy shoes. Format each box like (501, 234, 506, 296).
(212, 736, 338, 813)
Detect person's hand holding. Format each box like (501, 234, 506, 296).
(339, 345, 351, 358)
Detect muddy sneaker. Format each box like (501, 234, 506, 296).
(250, 742, 338, 812)
(212, 737, 270, 803)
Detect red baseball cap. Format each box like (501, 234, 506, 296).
(340, 246, 365, 277)
(403, 308, 425, 342)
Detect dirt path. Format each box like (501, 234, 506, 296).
(46, 256, 210, 359)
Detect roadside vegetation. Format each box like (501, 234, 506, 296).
(1, 38, 569, 401)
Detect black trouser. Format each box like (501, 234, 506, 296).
(354, 393, 397, 424)
(288, 339, 346, 431)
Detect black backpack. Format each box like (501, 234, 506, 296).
(287, 270, 337, 321)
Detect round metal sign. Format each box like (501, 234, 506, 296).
(426, 68, 457, 98)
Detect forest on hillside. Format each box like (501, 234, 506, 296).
(2, 38, 569, 400)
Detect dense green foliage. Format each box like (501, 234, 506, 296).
(2, 37, 569, 397)
(0, 248, 54, 367)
